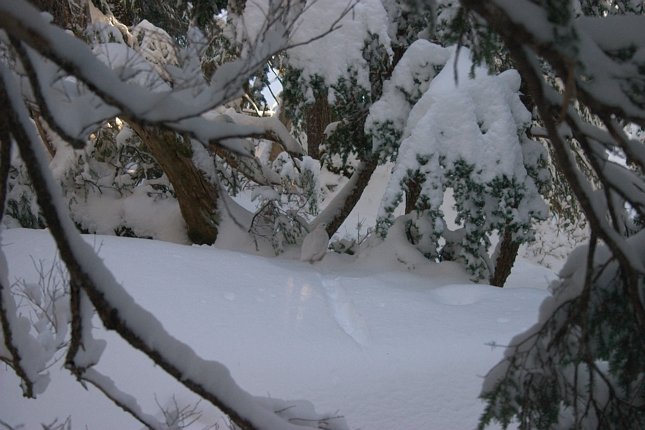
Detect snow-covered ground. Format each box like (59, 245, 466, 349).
(1, 228, 556, 429)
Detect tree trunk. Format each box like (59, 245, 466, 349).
(489, 228, 520, 287)
(319, 158, 378, 237)
(304, 93, 333, 159)
(405, 175, 423, 214)
(131, 124, 220, 245)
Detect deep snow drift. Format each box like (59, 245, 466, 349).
(0, 228, 555, 429)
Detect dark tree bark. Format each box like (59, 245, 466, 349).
(405, 174, 423, 214)
(489, 228, 520, 287)
(304, 93, 333, 160)
(131, 124, 220, 245)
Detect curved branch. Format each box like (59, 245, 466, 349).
(65, 283, 166, 429)
(10, 36, 87, 149)
(461, 0, 645, 127)
(0, 0, 349, 158)
(0, 82, 39, 399)
(0, 57, 310, 430)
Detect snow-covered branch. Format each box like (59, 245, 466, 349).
(473, 0, 645, 125)
(0, 31, 342, 430)
(0, 0, 302, 156)
(75, 368, 168, 430)
(0, 69, 52, 400)
(223, 111, 303, 156)
(519, 40, 644, 318)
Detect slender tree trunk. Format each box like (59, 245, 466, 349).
(490, 228, 520, 287)
(131, 124, 220, 245)
(319, 157, 378, 237)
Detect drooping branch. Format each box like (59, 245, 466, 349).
(0, 74, 46, 400)
(11, 37, 89, 149)
(0, 0, 350, 156)
(461, 0, 645, 127)
(77, 368, 168, 430)
(211, 145, 282, 186)
(66, 282, 166, 430)
(565, 115, 645, 225)
(0, 57, 316, 430)
(222, 112, 304, 156)
(0, 0, 283, 123)
(0, 129, 36, 395)
(518, 46, 644, 327)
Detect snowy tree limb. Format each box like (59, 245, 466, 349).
(0, 74, 50, 400)
(466, 0, 645, 126)
(1, 41, 334, 430)
(212, 145, 282, 186)
(519, 45, 644, 327)
(65, 283, 166, 429)
(3, 53, 320, 429)
(0, 0, 293, 155)
(80, 369, 169, 430)
(223, 112, 304, 156)
(458, 2, 645, 426)
(0, 0, 348, 158)
(10, 37, 89, 149)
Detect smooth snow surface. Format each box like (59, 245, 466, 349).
(1, 228, 554, 429)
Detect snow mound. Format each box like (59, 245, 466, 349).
(1, 228, 552, 429)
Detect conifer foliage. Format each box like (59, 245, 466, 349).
(453, 0, 645, 427)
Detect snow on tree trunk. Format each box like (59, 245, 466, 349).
(489, 228, 520, 287)
(131, 124, 220, 245)
(319, 158, 379, 238)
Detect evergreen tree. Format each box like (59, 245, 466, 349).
(450, 0, 645, 427)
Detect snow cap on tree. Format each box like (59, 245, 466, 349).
(378, 47, 548, 281)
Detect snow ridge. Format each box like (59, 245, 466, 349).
(320, 276, 370, 348)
